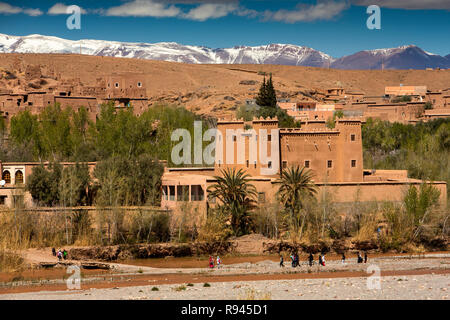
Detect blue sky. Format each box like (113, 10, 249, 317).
(0, 1, 449, 57)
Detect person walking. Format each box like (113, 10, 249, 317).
(357, 252, 363, 263)
(209, 256, 214, 268)
(318, 254, 323, 266)
(57, 249, 62, 261)
(216, 256, 221, 269)
(364, 252, 368, 263)
(280, 255, 284, 267)
(321, 254, 326, 266)
(308, 253, 314, 267)
(52, 247, 56, 257)
(63, 249, 68, 260)
(341, 253, 346, 264)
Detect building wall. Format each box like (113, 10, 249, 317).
(385, 86, 427, 97)
(214, 118, 279, 177)
(280, 119, 363, 183)
(105, 74, 146, 99)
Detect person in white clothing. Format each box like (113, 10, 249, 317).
(216, 256, 221, 268)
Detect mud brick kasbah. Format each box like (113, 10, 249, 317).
(161, 117, 447, 223)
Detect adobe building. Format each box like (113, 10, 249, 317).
(161, 117, 447, 218)
(364, 102, 425, 123)
(385, 86, 427, 97)
(0, 73, 150, 125)
(0, 161, 97, 208)
(278, 101, 335, 122)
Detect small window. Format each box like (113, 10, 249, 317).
(327, 160, 333, 168)
(254, 161, 257, 168)
(137, 82, 142, 87)
(191, 185, 204, 201)
(351, 134, 356, 141)
(2, 170, 11, 184)
(177, 185, 189, 202)
(258, 192, 266, 203)
(351, 160, 357, 168)
(304, 160, 310, 168)
(169, 186, 175, 201)
(115, 82, 119, 88)
(15, 170, 24, 184)
(232, 136, 237, 142)
(268, 161, 272, 169)
(0, 196, 6, 205)
(282, 161, 287, 169)
(268, 135, 271, 142)
(246, 160, 249, 168)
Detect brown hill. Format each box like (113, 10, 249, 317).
(1, 53, 450, 118)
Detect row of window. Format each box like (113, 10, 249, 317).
(2, 170, 23, 184)
(282, 160, 357, 169)
(108, 82, 143, 88)
(162, 185, 205, 202)
(219, 159, 358, 170)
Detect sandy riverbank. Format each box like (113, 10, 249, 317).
(0, 252, 448, 299)
(1, 273, 448, 300)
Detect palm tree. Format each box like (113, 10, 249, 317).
(275, 166, 318, 235)
(207, 168, 257, 236)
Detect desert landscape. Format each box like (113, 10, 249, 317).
(1, 53, 450, 117)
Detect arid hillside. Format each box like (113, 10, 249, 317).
(1, 53, 450, 117)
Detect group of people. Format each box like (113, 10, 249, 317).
(52, 248, 68, 261)
(208, 255, 222, 268)
(280, 251, 369, 268)
(357, 251, 368, 264)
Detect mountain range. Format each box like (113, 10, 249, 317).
(1, 33, 449, 70)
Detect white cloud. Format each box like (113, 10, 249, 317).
(183, 3, 238, 21)
(0, 2, 42, 16)
(0, 2, 21, 14)
(24, 8, 43, 16)
(48, 3, 87, 15)
(352, 0, 450, 10)
(264, 1, 349, 23)
(105, 0, 181, 17)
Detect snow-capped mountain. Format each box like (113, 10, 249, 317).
(331, 45, 450, 70)
(0, 34, 333, 67)
(1, 34, 449, 70)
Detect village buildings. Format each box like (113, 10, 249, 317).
(160, 117, 447, 219)
(0, 70, 150, 125)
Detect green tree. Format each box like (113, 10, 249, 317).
(59, 163, 91, 207)
(255, 74, 277, 108)
(207, 168, 257, 236)
(275, 166, 318, 234)
(255, 76, 268, 107)
(26, 163, 62, 206)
